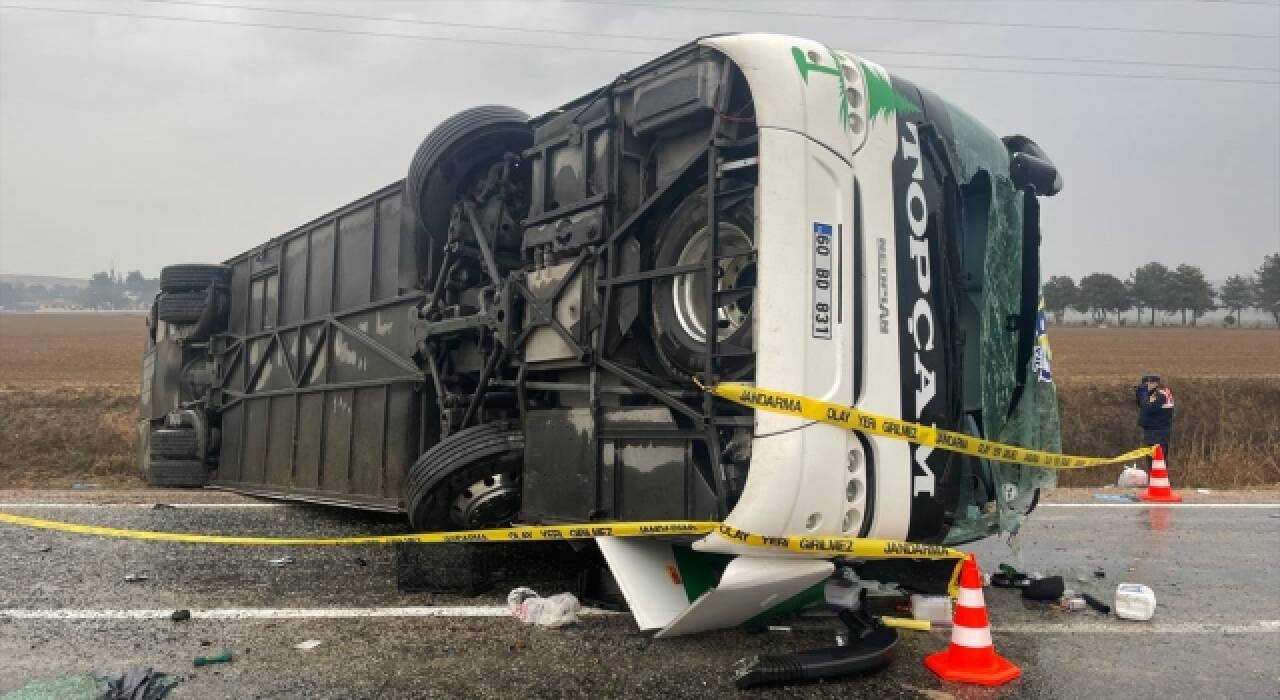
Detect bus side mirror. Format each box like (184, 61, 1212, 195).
(1002, 135, 1062, 197)
(1009, 152, 1062, 197)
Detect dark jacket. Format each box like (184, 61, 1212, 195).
(1136, 386, 1174, 432)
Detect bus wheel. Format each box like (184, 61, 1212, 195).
(405, 422, 524, 531)
(407, 105, 532, 242)
(143, 460, 208, 488)
(649, 185, 756, 380)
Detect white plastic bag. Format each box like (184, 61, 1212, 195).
(507, 587, 581, 628)
(1118, 466, 1149, 488)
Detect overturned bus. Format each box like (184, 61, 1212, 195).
(138, 33, 1062, 636)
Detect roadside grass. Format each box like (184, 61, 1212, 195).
(1, 379, 1276, 490)
(1056, 377, 1280, 488)
(0, 385, 140, 488)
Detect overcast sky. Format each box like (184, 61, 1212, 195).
(1, 0, 1277, 282)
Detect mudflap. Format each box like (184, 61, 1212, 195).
(595, 537, 833, 637)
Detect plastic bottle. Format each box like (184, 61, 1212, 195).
(1114, 583, 1157, 621)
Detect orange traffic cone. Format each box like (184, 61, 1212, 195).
(1138, 445, 1183, 503)
(924, 554, 1021, 687)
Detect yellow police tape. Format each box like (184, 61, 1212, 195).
(0, 511, 964, 562)
(703, 381, 1153, 469)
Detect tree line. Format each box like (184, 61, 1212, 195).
(0, 271, 160, 311)
(1042, 253, 1280, 327)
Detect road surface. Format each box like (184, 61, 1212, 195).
(0, 490, 1276, 698)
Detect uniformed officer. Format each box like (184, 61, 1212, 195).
(1135, 373, 1174, 463)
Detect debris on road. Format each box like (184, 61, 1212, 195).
(1115, 583, 1157, 621)
(881, 616, 932, 631)
(1094, 493, 1139, 503)
(1061, 596, 1088, 611)
(735, 610, 898, 689)
(1081, 593, 1112, 614)
(170, 609, 191, 622)
(507, 587, 581, 628)
(192, 650, 234, 667)
(859, 581, 909, 617)
(766, 625, 792, 633)
(152, 503, 176, 510)
(70, 483, 98, 491)
(1022, 575, 1065, 602)
(123, 574, 148, 583)
(93, 666, 179, 700)
(294, 639, 323, 651)
(909, 594, 952, 623)
(823, 573, 861, 610)
(268, 556, 296, 568)
(1, 673, 100, 699)
(990, 564, 1030, 588)
(1117, 467, 1149, 488)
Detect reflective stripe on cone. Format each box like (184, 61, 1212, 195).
(956, 587, 985, 608)
(949, 624, 993, 649)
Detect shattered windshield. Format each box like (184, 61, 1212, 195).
(935, 100, 1061, 538)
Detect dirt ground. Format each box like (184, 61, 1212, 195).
(3, 314, 1273, 388)
(1048, 326, 1280, 382)
(0, 312, 146, 388)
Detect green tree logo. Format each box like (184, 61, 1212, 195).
(791, 46, 851, 131)
(859, 61, 920, 123)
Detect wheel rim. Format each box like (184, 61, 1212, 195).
(671, 224, 754, 345)
(449, 472, 521, 528)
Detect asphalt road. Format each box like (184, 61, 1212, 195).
(0, 491, 1276, 699)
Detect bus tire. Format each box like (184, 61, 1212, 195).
(150, 428, 198, 459)
(157, 291, 207, 324)
(405, 422, 524, 532)
(143, 460, 208, 488)
(407, 105, 532, 241)
(160, 264, 229, 293)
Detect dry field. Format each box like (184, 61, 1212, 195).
(0, 314, 1276, 488)
(1048, 326, 1280, 382)
(0, 312, 146, 388)
(0, 313, 145, 487)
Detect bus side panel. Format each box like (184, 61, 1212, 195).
(211, 183, 428, 510)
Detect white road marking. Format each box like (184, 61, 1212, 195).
(0, 609, 1271, 633)
(1040, 503, 1280, 509)
(0, 606, 614, 620)
(0, 503, 289, 508)
(994, 621, 1280, 634)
